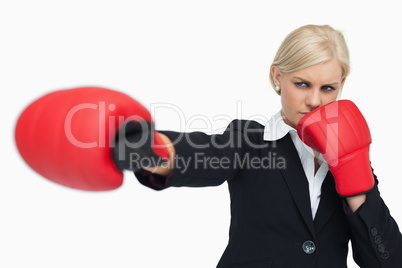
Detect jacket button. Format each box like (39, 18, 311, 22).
(378, 243, 385, 253)
(374, 235, 382, 244)
(381, 251, 389, 260)
(302, 240, 316, 254)
(371, 228, 378, 236)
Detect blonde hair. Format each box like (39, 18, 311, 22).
(269, 25, 350, 92)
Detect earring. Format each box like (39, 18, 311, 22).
(275, 85, 281, 92)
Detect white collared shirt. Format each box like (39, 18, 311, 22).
(263, 111, 328, 219)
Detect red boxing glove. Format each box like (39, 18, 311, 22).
(15, 87, 169, 191)
(296, 100, 375, 197)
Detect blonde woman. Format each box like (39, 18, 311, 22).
(129, 25, 402, 267)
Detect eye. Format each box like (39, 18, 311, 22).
(321, 85, 336, 91)
(295, 82, 309, 88)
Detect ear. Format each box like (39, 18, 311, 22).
(271, 65, 281, 86)
(337, 77, 347, 100)
(341, 76, 346, 86)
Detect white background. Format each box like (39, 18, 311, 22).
(1, 1, 402, 267)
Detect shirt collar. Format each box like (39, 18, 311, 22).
(264, 110, 328, 165)
(263, 110, 295, 141)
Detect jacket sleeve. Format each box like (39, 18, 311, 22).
(133, 119, 261, 190)
(346, 172, 402, 267)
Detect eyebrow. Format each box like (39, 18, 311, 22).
(293, 76, 339, 86)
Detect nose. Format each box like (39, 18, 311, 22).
(306, 88, 321, 110)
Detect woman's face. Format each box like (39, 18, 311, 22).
(271, 60, 346, 129)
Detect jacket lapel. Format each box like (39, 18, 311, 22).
(275, 134, 316, 238)
(313, 172, 342, 234)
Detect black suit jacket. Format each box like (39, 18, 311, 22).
(135, 120, 402, 267)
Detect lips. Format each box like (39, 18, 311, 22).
(299, 112, 309, 117)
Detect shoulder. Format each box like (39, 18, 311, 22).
(225, 120, 266, 145)
(226, 119, 265, 132)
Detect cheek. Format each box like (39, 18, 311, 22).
(281, 89, 301, 121)
(282, 87, 302, 108)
